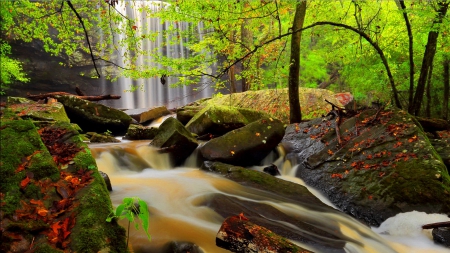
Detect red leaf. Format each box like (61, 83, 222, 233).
(20, 176, 30, 188)
(132, 25, 137, 30)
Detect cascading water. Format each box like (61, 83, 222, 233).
(90, 140, 450, 253)
(100, 1, 217, 110)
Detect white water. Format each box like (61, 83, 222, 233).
(89, 141, 450, 253)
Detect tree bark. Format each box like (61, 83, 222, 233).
(241, 2, 253, 92)
(425, 63, 433, 117)
(397, 0, 415, 112)
(444, 57, 449, 120)
(288, 0, 307, 124)
(411, 1, 449, 116)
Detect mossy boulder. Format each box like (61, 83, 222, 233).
(201, 161, 346, 252)
(89, 133, 121, 143)
(176, 105, 204, 125)
(0, 117, 128, 252)
(430, 138, 450, 169)
(54, 95, 132, 135)
(7, 98, 70, 123)
(150, 117, 198, 166)
(282, 108, 450, 226)
(123, 124, 159, 140)
(124, 106, 171, 124)
(200, 118, 285, 166)
(185, 105, 270, 137)
(201, 88, 344, 124)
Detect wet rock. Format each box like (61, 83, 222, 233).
(429, 138, 450, 169)
(176, 105, 204, 125)
(200, 118, 284, 166)
(124, 124, 159, 140)
(432, 227, 450, 247)
(216, 215, 313, 253)
(282, 108, 450, 226)
(54, 95, 132, 135)
(150, 117, 198, 166)
(99, 171, 112, 191)
(186, 105, 269, 136)
(124, 106, 171, 124)
(90, 133, 121, 143)
(263, 164, 280, 176)
(162, 241, 204, 253)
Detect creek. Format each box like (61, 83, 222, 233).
(89, 140, 449, 253)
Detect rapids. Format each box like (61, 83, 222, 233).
(89, 140, 449, 253)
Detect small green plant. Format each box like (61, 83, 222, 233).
(104, 129, 113, 136)
(106, 197, 151, 247)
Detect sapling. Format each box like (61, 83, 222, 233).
(106, 197, 151, 248)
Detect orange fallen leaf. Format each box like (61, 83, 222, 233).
(37, 208, 49, 217)
(20, 176, 30, 188)
(327, 149, 334, 155)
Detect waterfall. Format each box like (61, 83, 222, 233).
(100, 1, 217, 110)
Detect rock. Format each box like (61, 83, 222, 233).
(201, 161, 346, 252)
(123, 124, 159, 140)
(7, 98, 70, 123)
(263, 164, 280, 176)
(202, 88, 345, 124)
(200, 118, 284, 166)
(90, 133, 121, 143)
(282, 108, 450, 226)
(216, 215, 313, 253)
(99, 171, 113, 191)
(333, 92, 354, 110)
(432, 227, 450, 247)
(124, 106, 171, 124)
(429, 138, 450, 169)
(54, 95, 132, 135)
(176, 105, 204, 125)
(7, 96, 34, 105)
(162, 241, 204, 253)
(150, 117, 198, 166)
(185, 105, 269, 136)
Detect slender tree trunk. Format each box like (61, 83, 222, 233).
(412, 1, 449, 116)
(425, 63, 433, 117)
(397, 0, 415, 113)
(288, 0, 307, 124)
(229, 31, 237, 93)
(241, 4, 253, 92)
(444, 57, 449, 120)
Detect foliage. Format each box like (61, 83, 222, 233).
(106, 197, 151, 244)
(0, 42, 29, 94)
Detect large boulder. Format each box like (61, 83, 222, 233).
(0, 116, 127, 252)
(54, 95, 132, 135)
(201, 88, 345, 124)
(185, 105, 269, 136)
(282, 108, 450, 226)
(150, 117, 198, 166)
(200, 118, 285, 166)
(123, 124, 159, 140)
(7, 97, 70, 123)
(124, 106, 171, 124)
(176, 105, 204, 125)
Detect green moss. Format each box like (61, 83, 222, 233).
(34, 243, 64, 253)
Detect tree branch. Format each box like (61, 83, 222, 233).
(66, 1, 100, 78)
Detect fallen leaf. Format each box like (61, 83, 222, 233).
(20, 176, 30, 188)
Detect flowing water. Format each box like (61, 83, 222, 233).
(89, 140, 450, 253)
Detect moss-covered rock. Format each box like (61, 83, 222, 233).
(185, 104, 270, 136)
(124, 106, 171, 124)
(150, 117, 198, 166)
(282, 108, 450, 226)
(123, 124, 159, 140)
(0, 116, 128, 252)
(200, 118, 285, 166)
(176, 105, 204, 125)
(8, 99, 70, 123)
(89, 133, 121, 143)
(201, 88, 344, 124)
(54, 95, 132, 135)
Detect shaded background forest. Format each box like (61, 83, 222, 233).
(0, 0, 449, 119)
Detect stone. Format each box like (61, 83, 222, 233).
(200, 118, 284, 166)
(99, 171, 113, 191)
(185, 105, 269, 136)
(90, 133, 121, 143)
(176, 105, 204, 125)
(150, 117, 198, 166)
(432, 227, 450, 247)
(124, 106, 171, 124)
(282, 108, 450, 226)
(162, 241, 204, 253)
(8, 98, 70, 123)
(123, 124, 159, 140)
(54, 95, 132, 135)
(263, 164, 280, 176)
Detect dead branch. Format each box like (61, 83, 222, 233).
(75, 87, 86, 96)
(27, 92, 121, 101)
(422, 221, 450, 229)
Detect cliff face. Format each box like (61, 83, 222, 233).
(1, 39, 115, 101)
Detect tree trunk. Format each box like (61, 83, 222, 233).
(288, 0, 307, 124)
(241, 3, 253, 92)
(397, 0, 415, 113)
(444, 57, 449, 120)
(411, 1, 449, 116)
(425, 63, 433, 117)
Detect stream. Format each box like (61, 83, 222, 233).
(89, 140, 449, 253)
